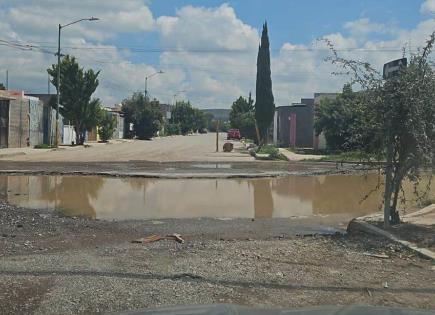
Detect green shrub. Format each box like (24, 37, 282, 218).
(165, 123, 181, 136)
(34, 144, 54, 149)
(256, 145, 288, 161)
(98, 111, 116, 142)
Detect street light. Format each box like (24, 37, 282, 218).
(55, 17, 99, 146)
(172, 90, 186, 105)
(145, 70, 164, 100)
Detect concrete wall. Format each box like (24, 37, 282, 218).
(8, 98, 29, 148)
(63, 125, 76, 145)
(107, 111, 124, 139)
(29, 98, 44, 147)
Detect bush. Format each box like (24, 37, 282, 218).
(34, 144, 54, 149)
(165, 123, 181, 136)
(134, 103, 162, 140)
(98, 111, 116, 142)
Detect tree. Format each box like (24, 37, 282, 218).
(192, 108, 206, 133)
(255, 22, 275, 144)
(323, 32, 435, 227)
(170, 101, 195, 135)
(47, 55, 101, 145)
(134, 100, 162, 140)
(121, 92, 162, 140)
(314, 84, 371, 151)
(0, 83, 5, 90)
(98, 111, 116, 142)
(229, 93, 256, 140)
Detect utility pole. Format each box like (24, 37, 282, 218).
(145, 70, 164, 101)
(55, 17, 99, 147)
(215, 120, 219, 152)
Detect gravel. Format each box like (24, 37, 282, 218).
(0, 202, 434, 315)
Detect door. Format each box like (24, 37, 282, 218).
(0, 100, 9, 148)
(289, 113, 297, 148)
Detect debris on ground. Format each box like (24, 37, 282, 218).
(131, 233, 184, 244)
(223, 142, 234, 152)
(131, 234, 162, 244)
(363, 252, 390, 259)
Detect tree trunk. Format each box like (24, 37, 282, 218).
(390, 181, 401, 225)
(383, 141, 394, 228)
(74, 123, 81, 145)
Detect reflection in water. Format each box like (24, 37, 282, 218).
(251, 179, 274, 218)
(0, 174, 433, 220)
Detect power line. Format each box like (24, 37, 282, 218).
(0, 38, 409, 54)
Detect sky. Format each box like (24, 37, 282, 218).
(0, 0, 434, 108)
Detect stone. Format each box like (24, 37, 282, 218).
(223, 142, 234, 152)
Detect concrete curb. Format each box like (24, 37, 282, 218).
(347, 219, 435, 261)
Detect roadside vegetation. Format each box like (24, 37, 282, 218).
(229, 94, 256, 141)
(121, 93, 163, 140)
(169, 101, 207, 135)
(319, 32, 435, 226)
(48, 55, 102, 145)
(98, 111, 116, 142)
(253, 144, 288, 161)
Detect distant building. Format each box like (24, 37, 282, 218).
(105, 106, 124, 140)
(0, 90, 61, 148)
(273, 98, 314, 148)
(273, 93, 338, 150)
(86, 106, 125, 142)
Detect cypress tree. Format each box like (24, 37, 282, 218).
(255, 22, 275, 144)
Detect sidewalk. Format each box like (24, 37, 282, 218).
(349, 204, 435, 260)
(278, 148, 324, 161)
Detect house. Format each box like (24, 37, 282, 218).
(86, 106, 125, 142)
(0, 90, 61, 148)
(273, 98, 314, 148)
(106, 105, 124, 140)
(273, 93, 338, 150)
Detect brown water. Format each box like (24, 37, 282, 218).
(0, 174, 433, 220)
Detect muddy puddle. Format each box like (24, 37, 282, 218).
(0, 174, 433, 221)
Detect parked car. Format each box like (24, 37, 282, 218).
(227, 128, 241, 140)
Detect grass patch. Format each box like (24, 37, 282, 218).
(34, 144, 56, 149)
(256, 145, 288, 161)
(318, 151, 375, 162)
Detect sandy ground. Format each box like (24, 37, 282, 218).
(1, 202, 434, 315)
(0, 134, 253, 163)
(0, 133, 322, 163)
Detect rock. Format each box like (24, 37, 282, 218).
(223, 142, 234, 152)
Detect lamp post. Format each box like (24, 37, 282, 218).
(55, 17, 99, 147)
(145, 70, 164, 100)
(172, 90, 186, 105)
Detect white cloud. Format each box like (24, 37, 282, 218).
(421, 0, 435, 14)
(344, 18, 389, 36)
(156, 4, 259, 107)
(0, 0, 154, 42)
(1, 2, 435, 109)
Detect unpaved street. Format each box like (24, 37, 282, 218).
(0, 134, 253, 163)
(1, 202, 435, 314)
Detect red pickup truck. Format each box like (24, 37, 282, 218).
(227, 128, 241, 140)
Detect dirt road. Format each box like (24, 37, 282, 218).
(0, 134, 253, 163)
(1, 203, 434, 314)
(0, 133, 323, 163)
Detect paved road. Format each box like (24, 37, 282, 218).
(0, 133, 253, 163)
